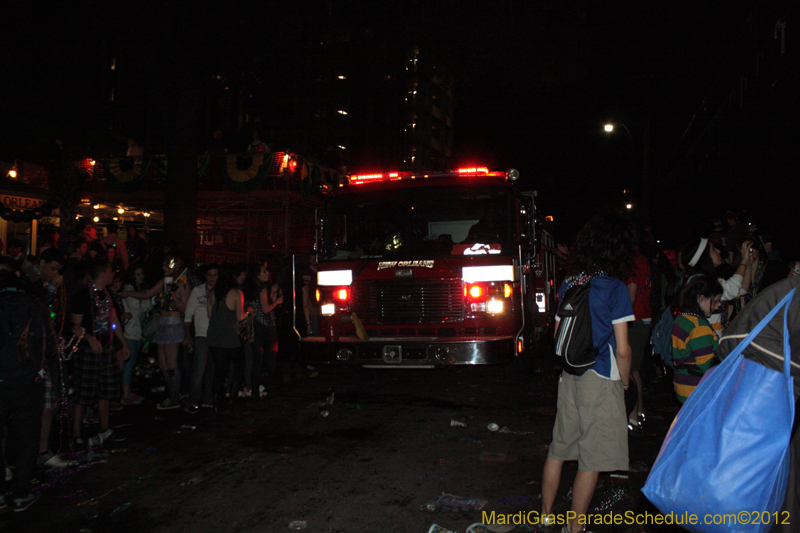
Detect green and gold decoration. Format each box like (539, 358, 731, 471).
(1, 197, 59, 222)
(218, 153, 271, 193)
(104, 157, 153, 193)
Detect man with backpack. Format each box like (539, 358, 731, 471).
(0, 258, 54, 512)
(541, 213, 636, 533)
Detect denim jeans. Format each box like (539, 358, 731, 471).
(121, 338, 142, 386)
(210, 346, 244, 398)
(188, 337, 214, 406)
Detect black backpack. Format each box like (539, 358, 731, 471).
(0, 289, 46, 380)
(553, 278, 609, 375)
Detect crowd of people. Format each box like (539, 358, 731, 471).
(3, 209, 798, 520)
(542, 211, 799, 533)
(0, 224, 315, 513)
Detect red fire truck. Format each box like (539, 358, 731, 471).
(299, 167, 557, 368)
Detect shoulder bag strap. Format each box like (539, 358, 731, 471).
(725, 288, 795, 366)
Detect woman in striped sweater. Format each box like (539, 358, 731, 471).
(671, 275, 723, 404)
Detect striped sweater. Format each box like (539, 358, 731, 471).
(671, 313, 719, 404)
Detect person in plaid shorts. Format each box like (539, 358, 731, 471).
(29, 248, 71, 468)
(70, 260, 130, 447)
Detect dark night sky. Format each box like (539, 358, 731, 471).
(2, 1, 796, 249)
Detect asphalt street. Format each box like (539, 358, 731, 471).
(4, 352, 681, 533)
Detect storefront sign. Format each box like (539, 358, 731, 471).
(1, 195, 45, 210)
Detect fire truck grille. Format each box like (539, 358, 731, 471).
(351, 279, 463, 324)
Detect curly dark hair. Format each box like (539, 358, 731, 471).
(568, 213, 636, 281)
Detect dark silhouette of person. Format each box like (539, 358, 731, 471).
(465, 205, 504, 243)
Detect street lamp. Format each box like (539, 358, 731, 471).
(604, 122, 649, 218)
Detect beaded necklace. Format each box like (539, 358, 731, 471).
(47, 284, 67, 335)
(88, 280, 114, 355)
(566, 270, 607, 288)
(734, 258, 766, 314)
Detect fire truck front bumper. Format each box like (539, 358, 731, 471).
(299, 336, 516, 368)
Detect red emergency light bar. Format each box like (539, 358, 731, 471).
(349, 167, 505, 185)
(457, 167, 489, 174)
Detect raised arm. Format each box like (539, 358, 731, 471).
(121, 278, 164, 300)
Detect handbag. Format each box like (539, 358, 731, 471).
(642, 288, 795, 533)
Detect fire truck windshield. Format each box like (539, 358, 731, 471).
(321, 185, 514, 260)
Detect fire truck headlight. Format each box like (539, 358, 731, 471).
(318, 270, 353, 286)
(321, 303, 336, 316)
(487, 300, 504, 314)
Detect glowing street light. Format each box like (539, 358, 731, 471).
(604, 121, 649, 218)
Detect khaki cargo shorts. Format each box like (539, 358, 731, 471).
(547, 370, 628, 472)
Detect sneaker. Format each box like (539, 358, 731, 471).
(12, 492, 39, 512)
(183, 403, 199, 414)
(72, 436, 85, 450)
(538, 514, 557, 533)
(5, 467, 12, 481)
(120, 397, 138, 406)
(110, 402, 124, 412)
(99, 428, 126, 442)
(88, 428, 125, 446)
(83, 413, 100, 425)
(258, 384, 268, 398)
(129, 393, 145, 404)
(37, 451, 70, 469)
(156, 398, 181, 410)
(627, 420, 643, 435)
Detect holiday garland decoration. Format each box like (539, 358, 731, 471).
(103, 157, 153, 193)
(0, 197, 59, 222)
(217, 153, 274, 193)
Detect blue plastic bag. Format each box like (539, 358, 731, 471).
(642, 289, 795, 533)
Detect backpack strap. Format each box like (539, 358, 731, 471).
(15, 315, 33, 362)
